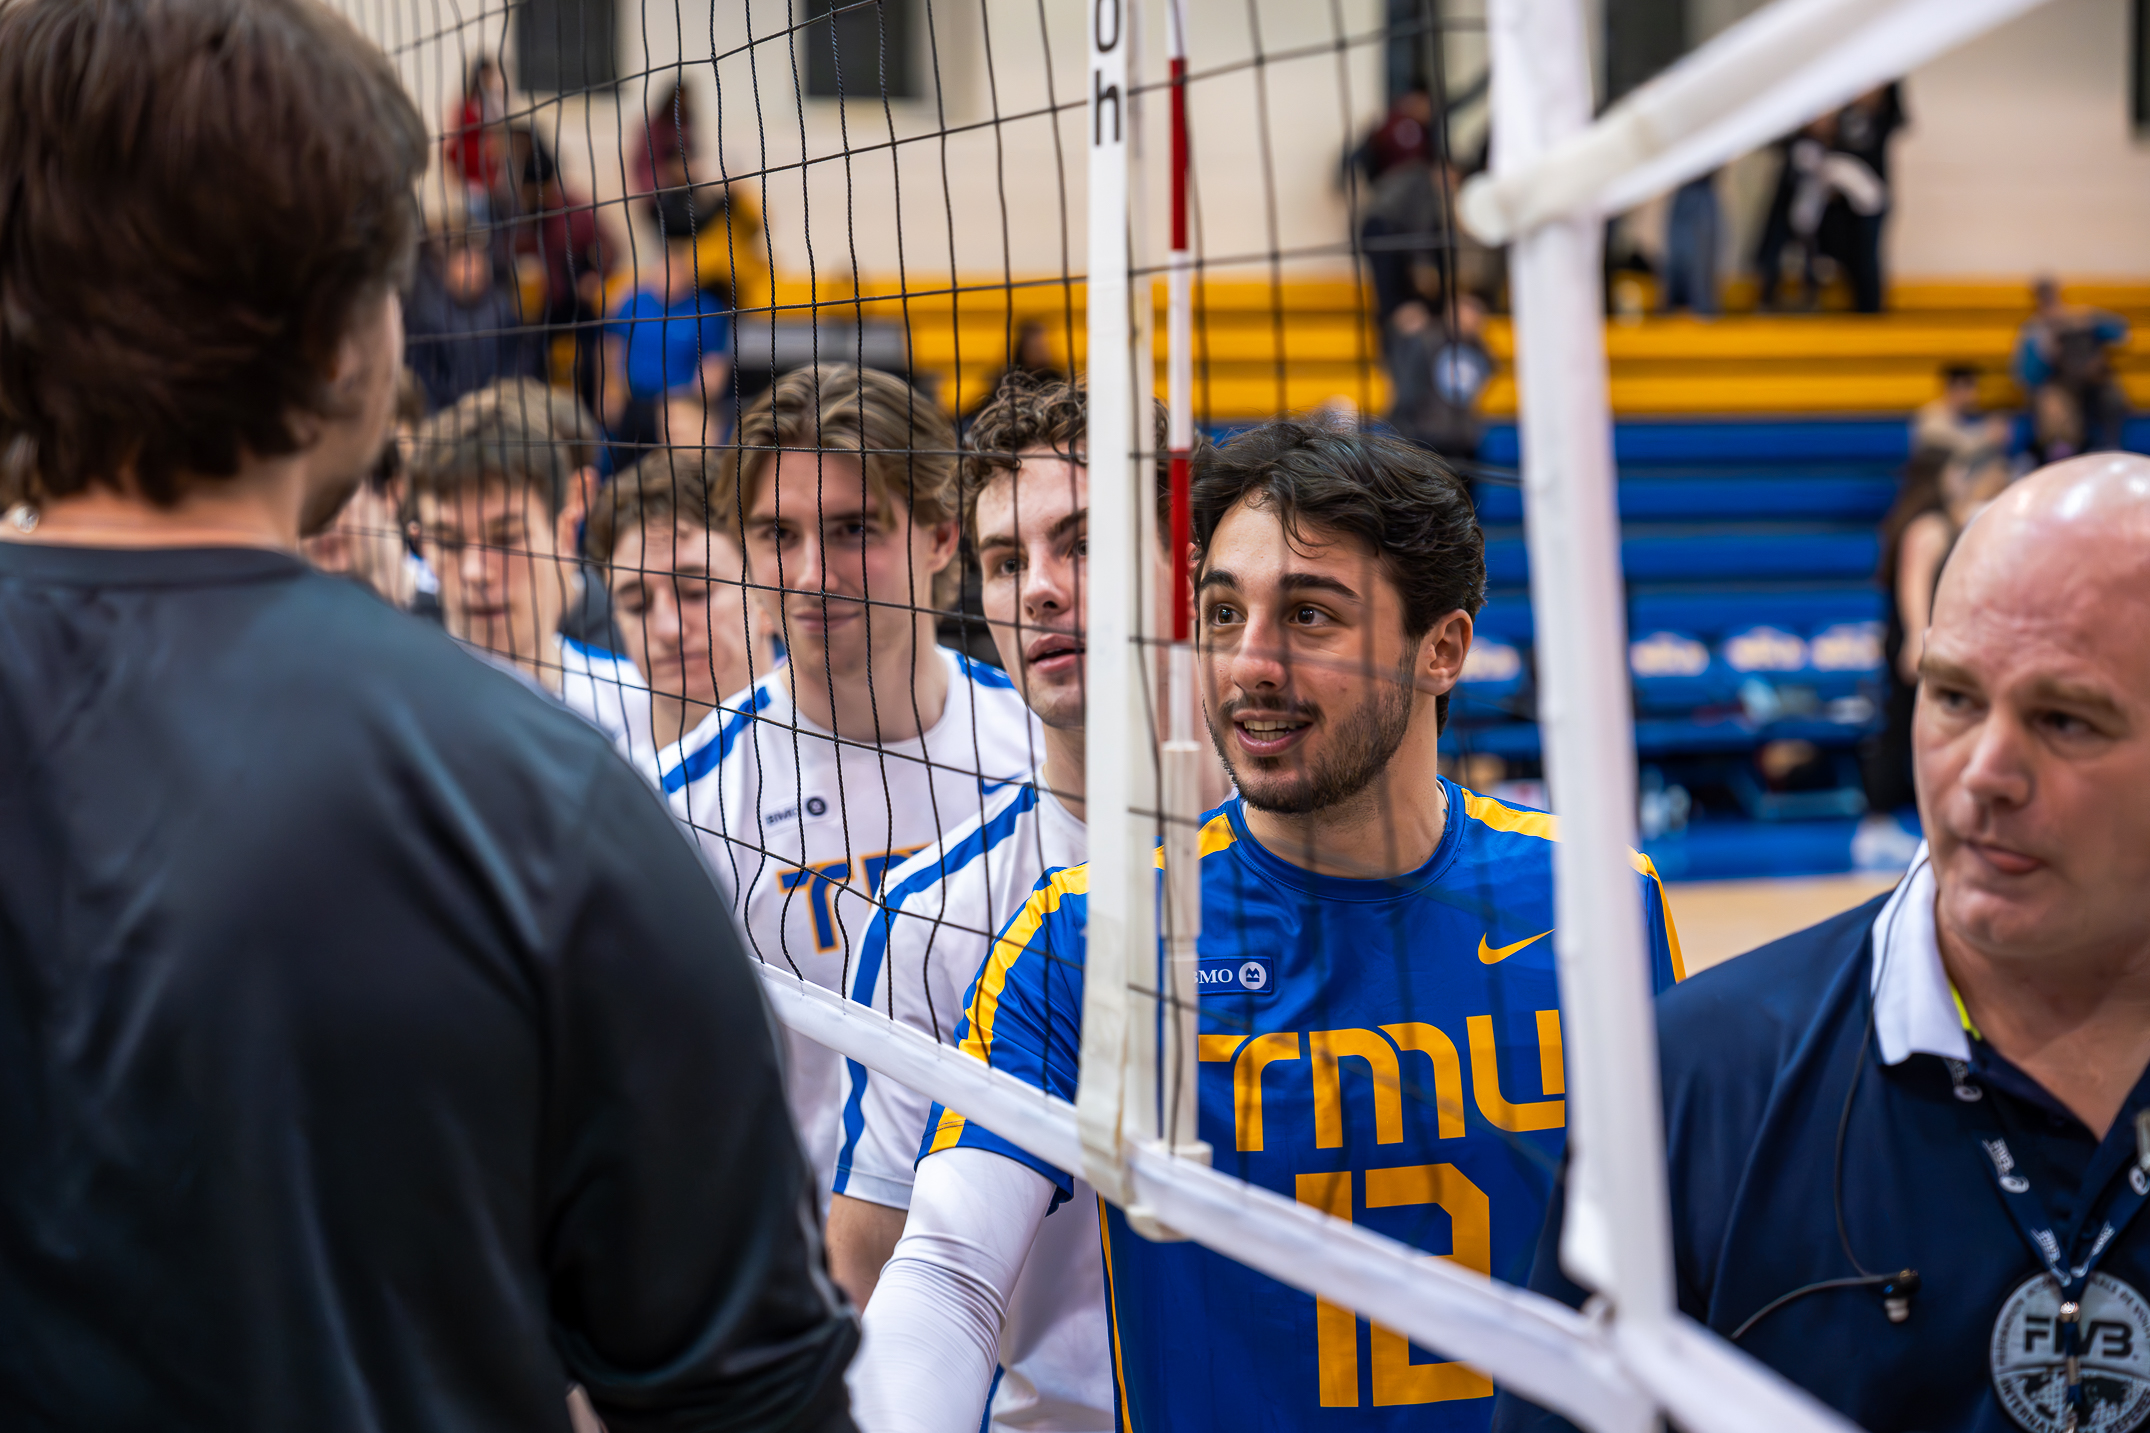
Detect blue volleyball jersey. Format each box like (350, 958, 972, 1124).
(922, 779, 1683, 1432)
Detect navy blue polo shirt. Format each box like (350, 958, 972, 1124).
(1493, 878, 2150, 1433)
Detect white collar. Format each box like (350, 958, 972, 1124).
(1870, 842, 1972, 1066)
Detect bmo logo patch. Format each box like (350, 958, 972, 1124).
(1196, 955, 1275, 998)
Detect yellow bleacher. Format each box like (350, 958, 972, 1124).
(756, 274, 2150, 422)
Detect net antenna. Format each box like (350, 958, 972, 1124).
(1158, 0, 1206, 1179)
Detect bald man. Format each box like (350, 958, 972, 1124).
(1496, 454, 2150, 1433)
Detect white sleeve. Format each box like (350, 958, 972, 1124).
(834, 893, 990, 1209)
(848, 1147, 1057, 1433)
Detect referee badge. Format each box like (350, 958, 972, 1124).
(1991, 1270, 2150, 1433)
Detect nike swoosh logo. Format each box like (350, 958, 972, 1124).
(1477, 929, 1553, 964)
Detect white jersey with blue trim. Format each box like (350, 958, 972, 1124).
(657, 645, 1042, 1199)
(556, 634, 655, 770)
(837, 774, 1109, 1433)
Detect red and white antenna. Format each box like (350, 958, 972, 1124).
(1165, 0, 1193, 658)
(1156, 0, 1207, 1163)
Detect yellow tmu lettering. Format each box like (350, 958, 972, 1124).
(1294, 1171, 1360, 1408)
(1382, 1022, 1467, 1139)
(1308, 1028, 1404, 1148)
(1231, 1031, 1301, 1152)
(1466, 1013, 1565, 1132)
(1363, 1164, 1494, 1405)
(1536, 1009, 1565, 1097)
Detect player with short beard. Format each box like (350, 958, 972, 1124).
(856, 418, 1684, 1433)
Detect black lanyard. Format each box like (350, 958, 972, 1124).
(1953, 1057, 2150, 1425)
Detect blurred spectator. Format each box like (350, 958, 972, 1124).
(503, 127, 614, 411)
(675, 174, 772, 314)
(2014, 276, 2130, 453)
(404, 224, 542, 412)
(602, 188, 732, 458)
(962, 319, 1064, 426)
(1912, 363, 2010, 461)
(1863, 444, 2011, 815)
(1354, 87, 1435, 185)
(505, 130, 610, 325)
(303, 369, 433, 615)
(625, 74, 770, 317)
(1362, 155, 1457, 329)
(1386, 292, 1492, 459)
(1828, 83, 1906, 313)
(631, 78, 694, 198)
(2029, 381, 2087, 467)
(1755, 115, 1884, 312)
(442, 56, 508, 215)
(1660, 172, 1721, 316)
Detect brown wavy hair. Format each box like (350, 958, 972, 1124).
(588, 446, 720, 566)
(960, 372, 1174, 541)
(719, 364, 960, 608)
(0, 0, 426, 506)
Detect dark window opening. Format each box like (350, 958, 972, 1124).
(2134, 0, 2150, 134)
(1603, 0, 1686, 106)
(516, 0, 618, 94)
(802, 0, 916, 101)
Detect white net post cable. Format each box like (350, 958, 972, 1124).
(1459, 0, 2054, 245)
(1484, 0, 1672, 1330)
(1076, 0, 1157, 1216)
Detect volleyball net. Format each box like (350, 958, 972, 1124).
(322, 0, 2053, 1426)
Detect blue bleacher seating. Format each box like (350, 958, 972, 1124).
(1483, 526, 1880, 585)
(1448, 419, 1905, 877)
(1477, 417, 1913, 466)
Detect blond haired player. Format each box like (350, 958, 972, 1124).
(659, 363, 1040, 1201)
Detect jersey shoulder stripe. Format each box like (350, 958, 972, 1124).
(876, 780, 1039, 909)
(660, 680, 777, 794)
(966, 864, 1086, 1065)
(954, 650, 1017, 690)
(926, 863, 1086, 1154)
(834, 781, 1046, 1193)
(1457, 786, 1556, 842)
(559, 633, 630, 670)
(1456, 786, 1687, 979)
(846, 780, 1042, 1006)
(1147, 808, 1239, 868)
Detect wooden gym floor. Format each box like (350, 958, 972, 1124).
(1666, 873, 1902, 974)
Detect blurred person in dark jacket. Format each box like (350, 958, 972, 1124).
(1827, 83, 1906, 313)
(1387, 291, 1493, 460)
(2015, 276, 2131, 454)
(1354, 86, 1435, 184)
(1912, 364, 2012, 463)
(403, 223, 542, 411)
